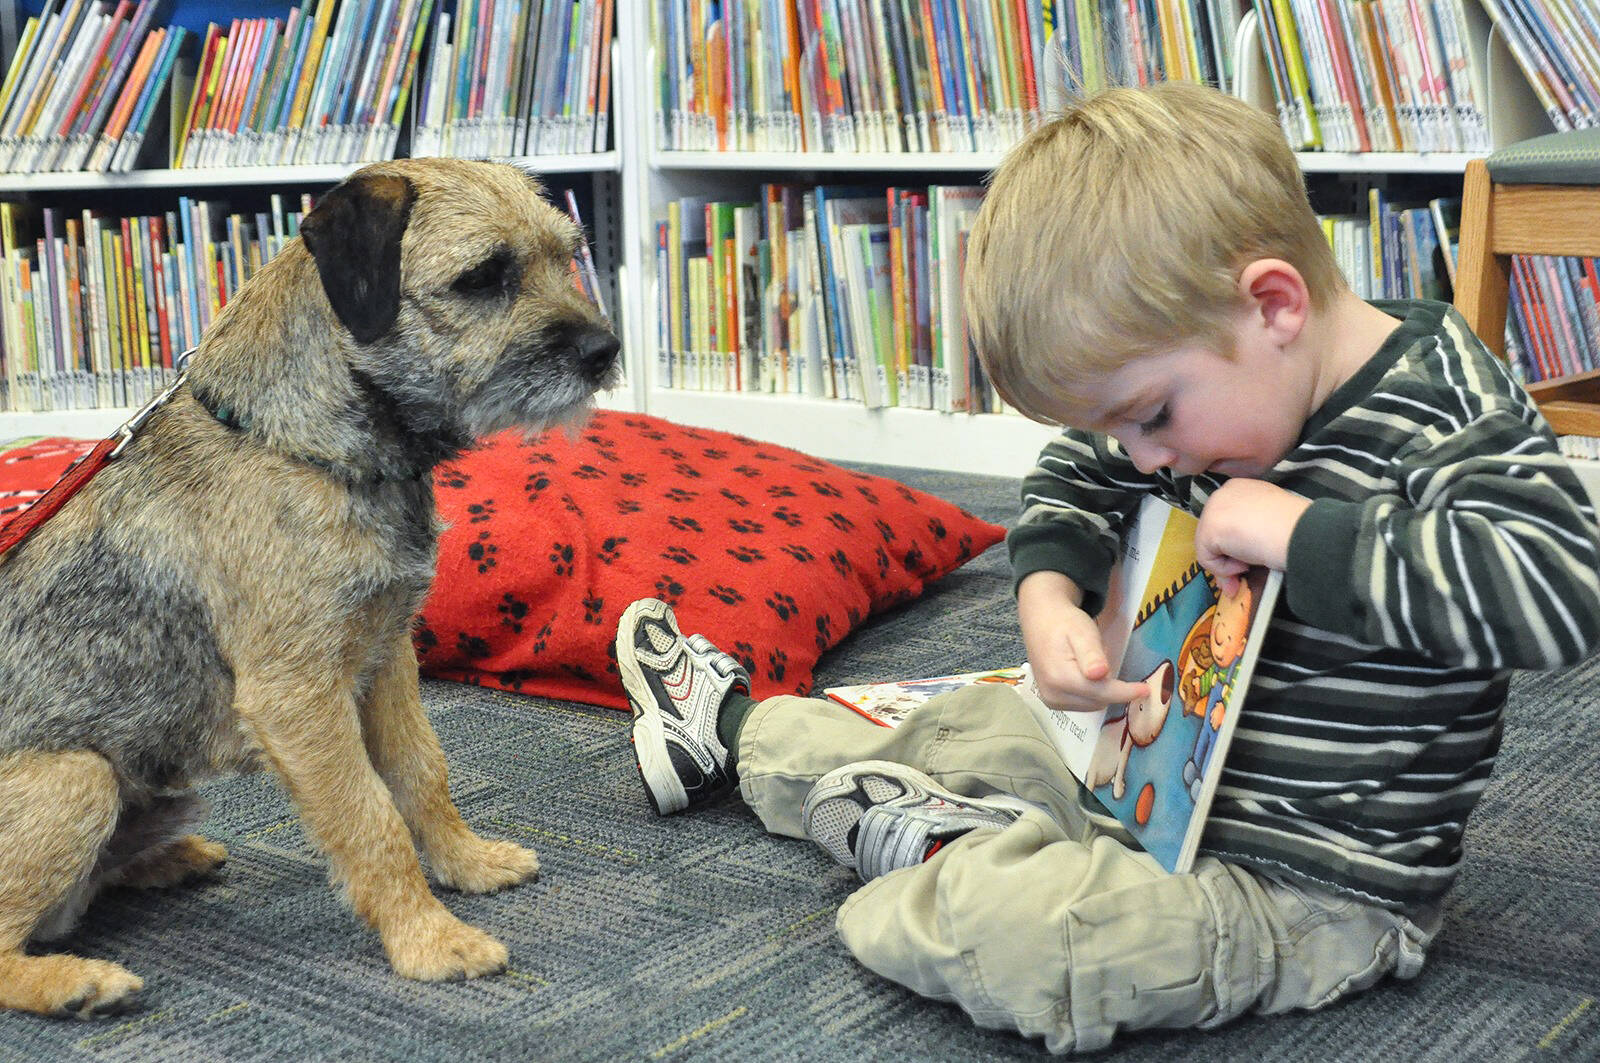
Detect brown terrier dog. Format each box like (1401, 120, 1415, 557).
(0, 158, 620, 1018)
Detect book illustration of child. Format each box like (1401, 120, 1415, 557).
(1178, 578, 1254, 800)
(1084, 660, 1174, 802)
(615, 81, 1600, 1055)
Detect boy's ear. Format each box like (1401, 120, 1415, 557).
(1237, 259, 1310, 345)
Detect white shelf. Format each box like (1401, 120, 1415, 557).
(654, 150, 1004, 172)
(646, 389, 1060, 475)
(1294, 152, 1488, 174)
(0, 152, 621, 193)
(654, 148, 1485, 176)
(0, 407, 125, 440)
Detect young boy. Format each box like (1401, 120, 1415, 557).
(616, 81, 1600, 1054)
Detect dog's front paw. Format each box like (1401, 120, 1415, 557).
(385, 912, 509, 981)
(117, 835, 229, 889)
(0, 955, 144, 1019)
(432, 838, 539, 894)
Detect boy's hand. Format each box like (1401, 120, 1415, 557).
(1018, 570, 1151, 712)
(1195, 479, 1311, 594)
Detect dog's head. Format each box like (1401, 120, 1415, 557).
(298, 159, 621, 445)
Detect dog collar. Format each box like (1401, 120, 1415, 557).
(191, 387, 426, 486)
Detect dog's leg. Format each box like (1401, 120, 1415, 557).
(0, 750, 145, 1019)
(115, 836, 229, 889)
(235, 674, 511, 981)
(362, 638, 539, 893)
(102, 789, 227, 890)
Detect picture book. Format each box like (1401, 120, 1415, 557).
(824, 496, 1283, 874)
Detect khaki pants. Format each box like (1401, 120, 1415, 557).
(736, 683, 1440, 1054)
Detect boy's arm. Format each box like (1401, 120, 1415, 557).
(1285, 410, 1600, 670)
(1007, 428, 1152, 616)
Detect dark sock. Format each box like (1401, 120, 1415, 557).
(716, 691, 758, 760)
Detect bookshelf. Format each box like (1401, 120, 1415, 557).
(1, 0, 1598, 498)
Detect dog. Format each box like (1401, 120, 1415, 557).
(0, 158, 620, 1018)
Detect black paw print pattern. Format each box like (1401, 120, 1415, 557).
(855, 484, 880, 505)
(708, 584, 745, 606)
(437, 466, 470, 489)
(825, 511, 854, 533)
(456, 633, 492, 660)
(530, 619, 554, 656)
(573, 463, 606, 480)
(550, 542, 575, 577)
(583, 592, 605, 624)
(498, 593, 529, 633)
(828, 548, 853, 578)
(702, 448, 730, 461)
(620, 471, 647, 486)
(772, 506, 802, 527)
(662, 545, 697, 566)
(731, 464, 762, 478)
(665, 487, 698, 503)
(903, 544, 926, 574)
(731, 641, 758, 676)
(810, 480, 842, 499)
(875, 544, 891, 578)
(525, 472, 552, 498)
(814, 613, 834, 651)
(500, 669, 536, 691)
(925, 516, 949, 541)
(727, 517, 765, 535)
(469, 530, 498, 573)
(617, 498, 644, 515)
(673, 461, 702, 480)
(466, 498, 496, 524)
(726, 544, 765, 563)
(668, 515, 704, 533)
(766, 591, 798, 621)
(875, 517, 896, 543)
(598, 536, 627, 563)
(720, 487, 750, 507)
(653, 576, 685, 604)
(780, 543, 814, 564)
(413, 625, 438, 655)
(765, 647, 789, 683)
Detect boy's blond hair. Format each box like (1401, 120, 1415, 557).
(965, 81, 1344, 422)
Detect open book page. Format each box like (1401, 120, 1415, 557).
(822, 495, 1283, 875)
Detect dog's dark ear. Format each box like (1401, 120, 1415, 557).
(299, 173, 416, 344)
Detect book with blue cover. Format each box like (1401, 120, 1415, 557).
(825, 495, 1282, 874)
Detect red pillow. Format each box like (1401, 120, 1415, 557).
(0, 418, 1007, 711)
(417, 411, 1006, 708)
(0, 437, 99, 519)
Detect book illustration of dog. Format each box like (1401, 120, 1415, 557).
(0, 158, 620, 1018)
(1084, 660, 1176, 801)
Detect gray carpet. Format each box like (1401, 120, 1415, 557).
(3, 463, 1598, 1061)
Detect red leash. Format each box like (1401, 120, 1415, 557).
(0, 363, 192, 560)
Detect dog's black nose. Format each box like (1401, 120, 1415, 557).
(574, 328, 620, 376)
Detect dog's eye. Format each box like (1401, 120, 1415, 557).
(452, 250, 516, 296)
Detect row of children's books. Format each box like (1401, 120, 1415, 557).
(1320, 192, 1457, 304)
(0, 0, 188, 173)
(1507, 254, 1600, 385)
(0, 0, 615, 175)
(1253, 0, 1492, 154)
(1478, 0, 1600, 131)
(0, 189, 607, 414)
(412, 0, 615, 159)
(654, 183, 1008, 413)
(652, 0, 1244, 155)
(0, 195, 312, 413)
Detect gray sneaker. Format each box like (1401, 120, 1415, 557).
(616, 598, 751, 815)
(801, 761, 1034, 881)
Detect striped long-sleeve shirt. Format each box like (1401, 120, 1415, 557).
(1009, 300, 1600, 909)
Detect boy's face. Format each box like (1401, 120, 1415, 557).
(1051, 329, 1311, 479)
